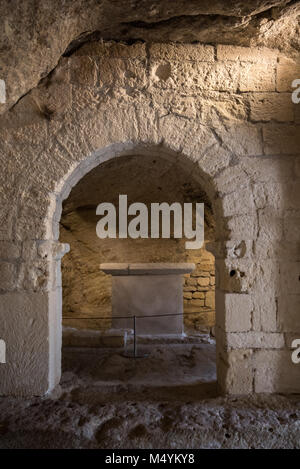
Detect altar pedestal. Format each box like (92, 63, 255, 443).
(100, 263, 195, 335)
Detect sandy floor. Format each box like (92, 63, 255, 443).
(0, 343, 300, 449)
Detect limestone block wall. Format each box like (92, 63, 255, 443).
(183, 252, 215, 332)
(0, 41, 299, 396)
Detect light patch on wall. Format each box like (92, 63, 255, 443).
(0, 79, 6, 103)
(0, 339, 6, 363)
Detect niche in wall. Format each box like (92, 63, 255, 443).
(59, 153, 216, 335)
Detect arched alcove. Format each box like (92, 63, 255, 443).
(0, 133, 263, 397)
(43, 142, 235, 397)
(59, 151, 216, 336)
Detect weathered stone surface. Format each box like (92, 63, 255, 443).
(149, 43, 215, 62)
(218, 348, 254, 394)
(217, 45, 278, 63)
(249, 93, 294, 122)
(184, 291, 193, 300)
(151, 61, 241, 92)
(197, 277, 210, 287)
(240, 63, 276, 92)
(0, 241, 21, 260)
(222, 188, 256, 216)
(193, 292, 205, 299)
(284, 211, 300, 241)
(0, 291, 49, 396)
(254, 350, 300, 393)
(280, 262, 300, 294)
(0, 40, 299, 397)
(278, 294, 300, 332)
(205, 290, 215, 309)
(226, 332, 285, 349)
(277, 56, 300, 92)
(263, 125, 300, 154)
(216, 292, 252, 333)
(2, 345, 300, 448)
(0, 261, 17, 291)
(1, 1, 300, 114)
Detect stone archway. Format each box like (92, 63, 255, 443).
(53, 145, 224, 388)
(0, 134, 263, 396)
(0, 41, 291, 397)
(46, 141, 255, 396)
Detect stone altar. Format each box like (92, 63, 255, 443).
(99, 263, 195, 335)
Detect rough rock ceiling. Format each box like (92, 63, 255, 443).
(0, 0, 300, 114)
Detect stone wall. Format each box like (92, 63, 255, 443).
(0, 41, 299, 396)
(183, 252, 215, 332)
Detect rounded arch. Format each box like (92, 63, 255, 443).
(40, 139, 254, 396)
(3, 104, 264, 397)
(48, 141, 227, 243)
